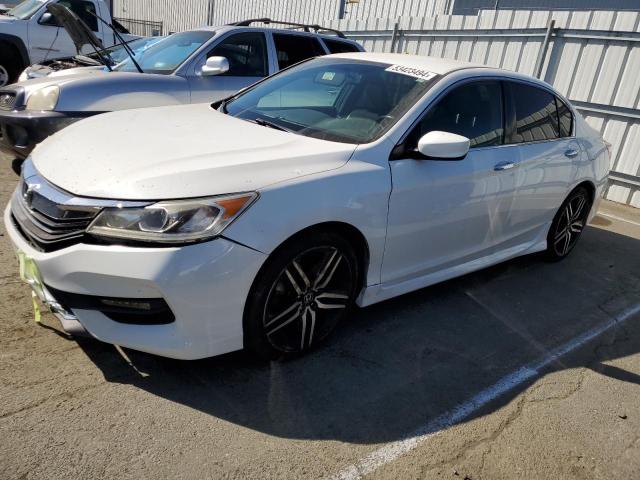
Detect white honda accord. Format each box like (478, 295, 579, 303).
(5, 53, 609, 360)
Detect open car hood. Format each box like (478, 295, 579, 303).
(46, 3, 102, 55)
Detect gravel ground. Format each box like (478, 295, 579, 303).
(1, 151, 639, 480)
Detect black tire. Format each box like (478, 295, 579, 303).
(244, 231, 360, 360)
(0, 46, 22, 87)
(545, 186, 592, 262)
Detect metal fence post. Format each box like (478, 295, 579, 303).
(390, 21, 400, 53)
(534, 18, 556, 79)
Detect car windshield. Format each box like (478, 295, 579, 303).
(7, 0, 45, 19)
(105, 36, 166, 64)
(114, 31, 214, 74)
(225, 57, 440, 144)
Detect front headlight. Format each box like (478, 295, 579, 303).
(87, 193, 258, 244)
(26, 86, 60, 111)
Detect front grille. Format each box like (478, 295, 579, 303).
(0, 92, 16, 111)
(10, 158, 150, 252)
(11, 180, 101, 251)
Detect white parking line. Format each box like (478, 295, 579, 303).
(328, 303, 640, 480)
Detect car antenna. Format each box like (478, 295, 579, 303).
(89, 11, 144, 73)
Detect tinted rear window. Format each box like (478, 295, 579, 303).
(508, 82, 560, 143)
(323, 38, 361, 54)
(556, 97, 573, 137)
(273, 34, 326, 70)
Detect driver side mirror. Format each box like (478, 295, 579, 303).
(201, 56, 229, 76)
(417, 131, 470, 160)
(39, 12, 59, 26)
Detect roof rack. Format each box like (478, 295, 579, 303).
(228, 18, 346, 38)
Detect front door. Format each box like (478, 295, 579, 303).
(382, 80, 517, 284)
(188, 31, 269, 104)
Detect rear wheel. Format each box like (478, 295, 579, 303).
(244, 232, 359, 360)
(545, 186, 592, 261)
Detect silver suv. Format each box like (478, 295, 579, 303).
(0, 16, 363, 160)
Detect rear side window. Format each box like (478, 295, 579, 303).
(508, 82, 560, 143)
(323, 38, 361, 54)
(273, 34, 326, 70)
(556, 97, 573, 137)
(410, 80, 504, 149)
(209, 32, 268, 77)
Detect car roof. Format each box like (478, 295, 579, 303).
(327, 52, 483, 75)
(190, 25, 361, 44)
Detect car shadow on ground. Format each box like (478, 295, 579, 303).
(75, 224, 640, 444)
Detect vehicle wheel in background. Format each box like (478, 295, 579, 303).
(545, 186, 592, 261)
(0, 46, 22, 87)
(244, 231, 360, 360)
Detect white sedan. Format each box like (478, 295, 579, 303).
(5, 53, 610, 359)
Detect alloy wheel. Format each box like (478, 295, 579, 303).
(0, 66, 9, 87)
(262, 246, 354, 352)
(552, 192, 589, 257)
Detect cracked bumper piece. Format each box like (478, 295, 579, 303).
(0, 110, 87, 160)
(4, 204, 268, 359)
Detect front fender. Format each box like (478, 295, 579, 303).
(0, 32, 30, 66)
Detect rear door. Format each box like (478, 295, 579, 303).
(187, 31, 269, 103)
(497, 80, 581, 251)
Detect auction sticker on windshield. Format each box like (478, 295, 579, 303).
(385, 64, 437, 81)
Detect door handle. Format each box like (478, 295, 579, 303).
(564, 149, 579, 158)
(494, 161, 515, 171)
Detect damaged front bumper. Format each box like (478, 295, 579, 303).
(0, 109, 92, 159)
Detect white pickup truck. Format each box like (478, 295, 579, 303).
(0, 0, 136, 86)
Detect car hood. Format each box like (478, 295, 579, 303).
(32, 103, 357, 200)
(47, 3, 102, 54)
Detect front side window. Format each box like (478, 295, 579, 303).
(225, 58, 440, 144)
(114, 30, 215, 74)
(208, 32, 267, 77)
(508, 82, 560, 143)
(273, 34, 326, 70)
(407, 80, 504, 149)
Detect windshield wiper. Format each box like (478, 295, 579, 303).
(89, 11, 144, 73)
(253, 117, 292, 133)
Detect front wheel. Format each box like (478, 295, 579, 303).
(244, 232, 359, 360)
(0, 48, 22, 87)
(545, 186, 592, 261)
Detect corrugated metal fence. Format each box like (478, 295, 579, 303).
(323, 9, 640, 206)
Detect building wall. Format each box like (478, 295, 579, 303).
(111, 0, 451, 31)
(453, 0, 640, 16)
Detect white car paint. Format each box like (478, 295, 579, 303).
(34, 103, 357, 199)
(4, 53, 610, 359)
(0, 0, 134, 65)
